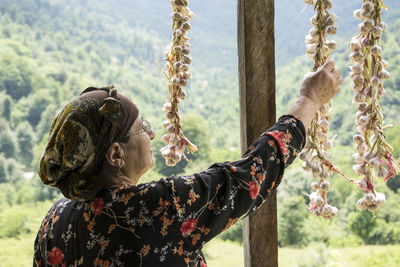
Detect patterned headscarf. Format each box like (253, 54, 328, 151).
(38, 86, 139, 201)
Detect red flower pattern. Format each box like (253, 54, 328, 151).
(180, 218, 197, 237)
(91, 198, 104, 215)
(249, 181, 260, 199)
(47, 247, 64, 266)
(201, 260, 208, 267)
(267, 130, 289, 155)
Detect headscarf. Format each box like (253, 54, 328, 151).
(38, 86, 139, 201)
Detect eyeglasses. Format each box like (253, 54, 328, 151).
(131, 119, 152, 135)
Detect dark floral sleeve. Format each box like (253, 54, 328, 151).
(128, 115, 305, 256)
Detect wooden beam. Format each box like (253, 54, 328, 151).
(237, 0, 277, 266)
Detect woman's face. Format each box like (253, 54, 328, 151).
(122, 115, 156, 183)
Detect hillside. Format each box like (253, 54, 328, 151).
(2, 2, 400, 265)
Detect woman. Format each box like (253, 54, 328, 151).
(34, 59, 342, 267)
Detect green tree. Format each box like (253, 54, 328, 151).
(385, 124, 400, 192)
(0, 155, 6, 183)
(16, 121, 35, 166)
(1, 94, 12, 120)
(36, 104, 58, 141)
(348, 211, 377, 244)
(0, 53, 33, 100)
(0, 128, 17, 158)
(27, 93, 52, 127)
(278, 195, 309, 247)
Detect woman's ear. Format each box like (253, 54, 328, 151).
(105, 143, 126, 168)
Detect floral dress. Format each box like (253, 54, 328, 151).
(33, 115, 305, 267)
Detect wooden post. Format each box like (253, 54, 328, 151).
(237, 0, 277, 266)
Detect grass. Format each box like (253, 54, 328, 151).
(1, 233, 400, 267)
(1, 200, 400, 267)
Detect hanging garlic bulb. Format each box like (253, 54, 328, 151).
(350, 0, 400, 213)
(160, 0, 197, 166)
(303, 0, 338, 219)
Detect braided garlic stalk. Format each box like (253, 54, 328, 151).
(160, 0, 197, 166)
(300, 0, 338, 219)
(350, 0, 400, 212)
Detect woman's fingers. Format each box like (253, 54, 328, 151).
(321, 59, 335, 72)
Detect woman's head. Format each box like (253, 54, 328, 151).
(38, 86, 154, 200)
(102, 115, 156, 186)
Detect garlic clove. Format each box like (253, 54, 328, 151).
(326, 40, 337, 50)
(357, 102, 368, 112)
(350, 38, 362, 51)
(302, 161, 312, 171)
(305, 34, 316, 44)
(362, 151, 374, 163)
(356, 143, 368, 154)
(170, 136, 180, 146)
(352, 75, 365, 86)
(310, 15, 318, 26)
(353, 9, 362, 20)
(162, 134, 170, 143)
(311, 182, 319, 190)
(357, 178, 368, 190)
(363, 19, 375, 31)
(357, 198, 368, 210)
(316, 132, 328, 142)
(319, 180, 330, 191)
(369, 157, 381, 168)
(353, 92, 367, 104)
(163, 120, 170, 128)
(377, 165, 388, 179)
(378, 21, 387, 32)
(326, 25, 337, 35)
(179, 78, 188, 87)
(322, 205, 333, 217)
(167, 124, 176, 135)
(379, 69, 390, 80)
(312, 195, 325, 207)
(349, 51, 364, 64)
(352, 83, 363, 93)
(173, 45, 182, 54)
(371, 76, 381, 88)
(331, 207, 339, 217)
(166, 111, 175, 120)
(362, 2, 374, 13)
(318, 118, 329, 130)
(368, 204, 379, 213)
(372, 26, 383, 37)
(353, 164, 366, 175)
(353, 153, 364, 164)
(322, 0, 332, 9)
(324, 14, 336, 27)
(351, 63, 364, 74)
(370, 45, 382, 56)
(306, 44, 317, 54)
(375, 192, 386, 206)
(299, 150, 310, 161)
(322, 140, 333, 150)
(162, 103, 172, 113)
(365, 193, 375, 205)
(166, 158, 177, 166)
(178, 89, 187, 99)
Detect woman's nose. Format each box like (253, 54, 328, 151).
(148, 130, 156, 140)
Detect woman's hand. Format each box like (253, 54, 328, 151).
(300, 59, 343, 108)
(288, 59, 343, 129)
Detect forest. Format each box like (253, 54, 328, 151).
(1, 0, 400, 266)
